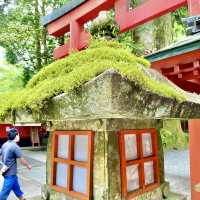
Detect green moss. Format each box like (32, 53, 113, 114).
(0, 40, 186, 120)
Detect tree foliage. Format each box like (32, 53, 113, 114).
(172, 7, 188, 41)
(0, 0, 66, 85)
(0, 61, 23, 93)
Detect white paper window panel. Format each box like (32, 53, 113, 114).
(142, 133, 153, 157)
(74, 135, 88, 162)
(56, 163, 68, 188)
(144, 161, 155, 185)
(125, 134, 138, 161)
(73, 166, 87, 194)
(57, 135, 69, 159)
(126, 164, 140, 192)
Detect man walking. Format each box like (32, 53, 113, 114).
(0, 128, 32, 200)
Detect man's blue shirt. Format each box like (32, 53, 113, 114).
(1, 141, 22, 176)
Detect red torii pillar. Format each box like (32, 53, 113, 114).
(188, 0, 200, 15)
(188, 2, 200, 197)
(189, 120, 200, 200)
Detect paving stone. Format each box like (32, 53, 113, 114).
(165, 149, 191, 200)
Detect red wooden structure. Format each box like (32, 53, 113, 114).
(14, 123, 41, 139)
(0, 123, 43, 146)
(42, 0, 200, 60)
(14, 126, 33, 139)
(189, 120, 200, 200)
(0, 124, 12, 139)
(146, 33, 200, 94)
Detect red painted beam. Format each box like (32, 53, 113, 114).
(162, 62, 200, 76)
(166, 70, 200, 81)
(54, 28, 90, 59)
(151, 50, 200, 70)
(188, 78, 200, 85)
(47, 0, 200, 37)
(161, 64, 181, 76)
(48, 0, 189, 36)
(47, 0, 115, 37)
(53, 43, 70, 59)
(115, 0, 187, 33)
(169, 78, 200, 93)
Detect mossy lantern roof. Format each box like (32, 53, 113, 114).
(1, 40, 200, 121)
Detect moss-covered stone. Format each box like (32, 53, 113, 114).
(0, 40, 188, 121)
(39, 70, 200, 122)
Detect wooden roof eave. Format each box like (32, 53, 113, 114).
(41, 0, 87, 26)
(148, 48, 200, 69)
(146, 37, 200, 65)
(145, 33, 200, 68)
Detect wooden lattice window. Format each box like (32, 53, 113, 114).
(51, 131, 94, 200)
(119, 129, 160, 199)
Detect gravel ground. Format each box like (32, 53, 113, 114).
(164, 149, 191, 200)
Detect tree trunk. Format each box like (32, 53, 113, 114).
(41, 0, 48, 66)
(153, 14, 173, 50)
(34, 0, 42, 70)
(162, 119, 188, 149)
(131, 0, 154, 55)
(131, 1, 173, 53)
(131, 23, 154, 55)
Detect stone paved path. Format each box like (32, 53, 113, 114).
(164, 149, 191, 200)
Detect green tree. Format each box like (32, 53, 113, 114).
(153, 14, 173, 50)
(172, 7, 188, 42)
(34, 0, 42, 70)
(0, 61, 23, 93)
(0, 0, 66, 85)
